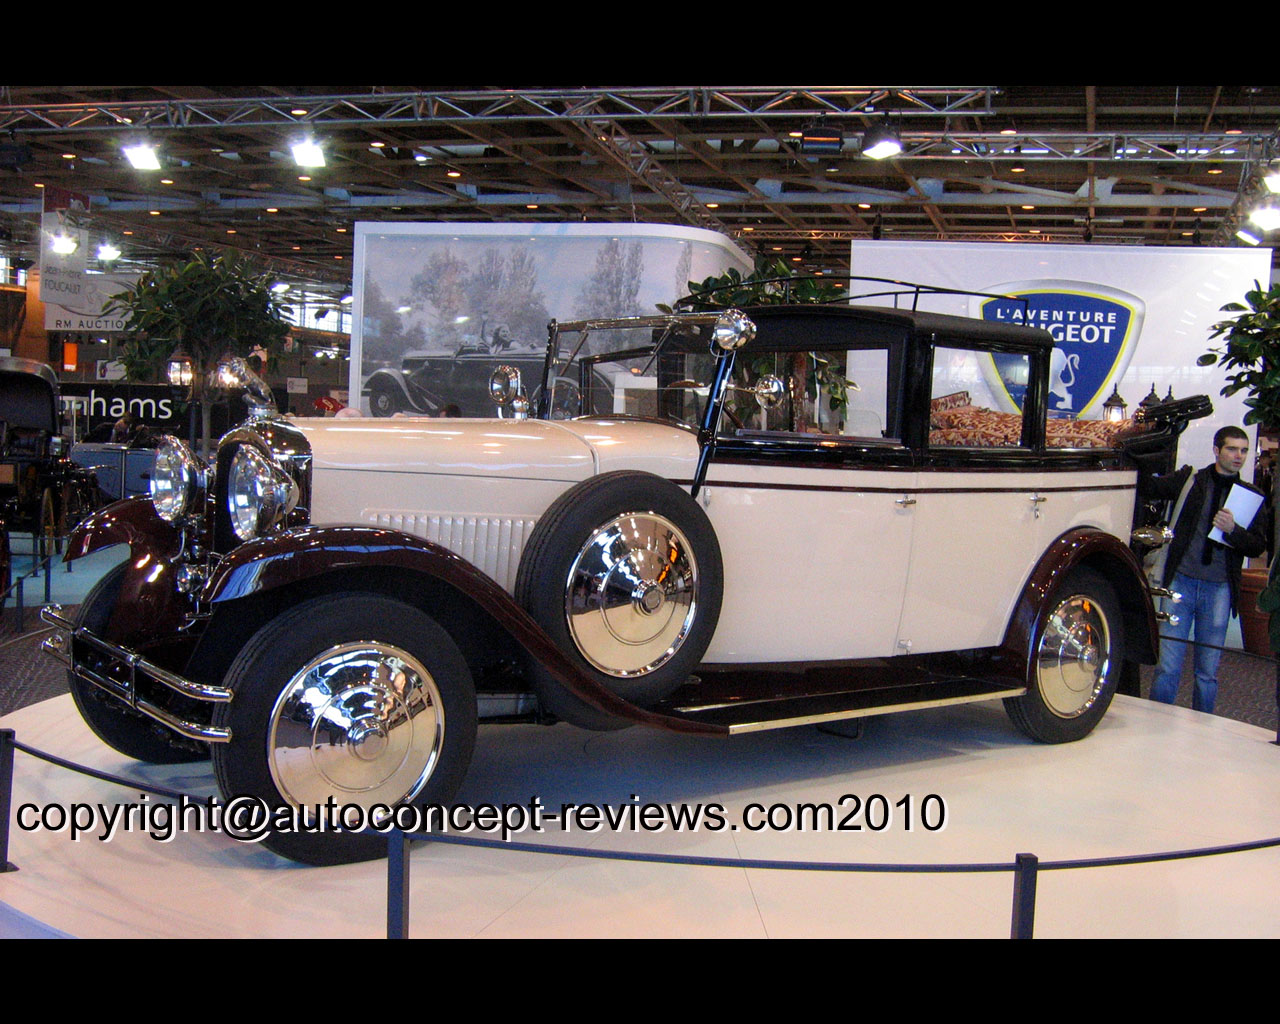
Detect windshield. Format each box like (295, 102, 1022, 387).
(541, 314, 724, 426)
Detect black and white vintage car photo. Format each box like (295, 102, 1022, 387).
(41, 282, 1208, 864)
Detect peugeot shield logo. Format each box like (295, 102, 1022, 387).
(969, 281, 1145, 418)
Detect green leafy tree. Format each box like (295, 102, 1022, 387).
(1199, 280, 1280, 428)
(104, 250, 292, 447)
(1200, 279, 1280, 553)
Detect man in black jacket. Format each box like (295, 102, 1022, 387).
(1146, 426, 1268, 713)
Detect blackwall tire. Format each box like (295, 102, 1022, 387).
(515, 471, 723, 730)
(68, 565, 209, 764)
(1004, 567, 1123, 743)
(211, 594, 477, 866)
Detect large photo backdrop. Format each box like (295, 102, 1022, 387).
(351, 223, 751, 414)
(850, 241, 1273, 465)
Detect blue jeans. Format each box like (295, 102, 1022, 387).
(1150, 572, 1232, 714)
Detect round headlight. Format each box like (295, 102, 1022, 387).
(150, 437, 203, 522)
(228, 444, 298, 542)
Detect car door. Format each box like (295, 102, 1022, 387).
(896, 343, 1057, 653)
(698, 343, 919, 663)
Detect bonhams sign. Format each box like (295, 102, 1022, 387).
(970, 281, 1145, 418)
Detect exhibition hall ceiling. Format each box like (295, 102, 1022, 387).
(2, 84, 1279, 303)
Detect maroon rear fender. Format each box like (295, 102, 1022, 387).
(1001, 527, 1159, 674)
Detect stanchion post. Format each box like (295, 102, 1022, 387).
(15, 577, 24, 633)
(1, 729, 17, 872)
(387, 830, 410, 939)
(1010, 852, 1038, 938)
(44, 554, 51, 604)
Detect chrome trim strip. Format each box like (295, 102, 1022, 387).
(721, 686, 1027, 735)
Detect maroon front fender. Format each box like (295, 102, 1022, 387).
(62, 497, 193, 649)
(203, 525, 727, 736)
(65, 497, 183, 564)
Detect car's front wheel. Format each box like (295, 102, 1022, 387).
(211, 594, 477, 865)
(1004, 567, 1123, 743)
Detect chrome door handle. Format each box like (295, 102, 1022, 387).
(1029, 493, 1047, 519)
(896, 496, 917, 507)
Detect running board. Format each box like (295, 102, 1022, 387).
(656, 678, 1027, 734)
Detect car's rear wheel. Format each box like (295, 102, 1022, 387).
(211, 594, 477, 865)
(68, 565, 209, 764)
(1004, 567, 1123, 743)
(515, 471, 723, 730)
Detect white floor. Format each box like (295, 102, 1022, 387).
(2, 692, 1279, 938)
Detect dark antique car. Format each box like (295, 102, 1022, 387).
(0, 357, 99, 597)
(43, 284, 1208, 864)
(363, 343, 611, 419)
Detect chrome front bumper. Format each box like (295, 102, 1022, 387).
(40, 604, 233, 743)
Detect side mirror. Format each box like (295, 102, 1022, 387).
(753, 375, 786, 410)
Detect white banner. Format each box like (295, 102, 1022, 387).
(850, 240, 1273, 466)
(43, 271, 136, 332)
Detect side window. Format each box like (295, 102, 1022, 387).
(724, 347, 893, 440)
(929, 347, 1028, 449)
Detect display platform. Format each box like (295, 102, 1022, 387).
(3, 691, 1279, 938)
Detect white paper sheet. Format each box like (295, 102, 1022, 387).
(1208, 482, 1265, 545)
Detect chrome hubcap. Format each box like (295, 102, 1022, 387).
(267, 642, 445, 810)
(1036, 593, 1110, 718)
(565, 512, 698, 677)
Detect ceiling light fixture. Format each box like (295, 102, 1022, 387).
(800, 117, 843, 154)
(1236, 223, 1265, 245)
(291, 139, 325, 168)
(123, 142, 161, 170)
(1264, 159, 1280, 194)
(861, 119, 902, 161)
(1248, 203, 1280, 231)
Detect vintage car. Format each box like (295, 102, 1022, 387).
(363, 343, 611, 419)
(0, 357, 100, 598)
(42, 284, 1207, 864)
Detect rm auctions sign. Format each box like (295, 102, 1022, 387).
(971, 281, 1145, 417)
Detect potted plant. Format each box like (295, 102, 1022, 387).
(104, 251, 292, 451)
(1198, 279, 1280, 653)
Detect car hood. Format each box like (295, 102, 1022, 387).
(292, 415, 698, 483)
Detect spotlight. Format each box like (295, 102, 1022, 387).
(123, 142, 161, 170)
(1248, 203, 1280, 232)
(291, 139, 325, 168)
(800, 118, 843, 154)
(1236, 223, 1265, 245)
(97, 242, 121, 262)
(1265, 159, 1280, 194)
(50, 233, 77, 255)
(862, 120, 902, 161)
